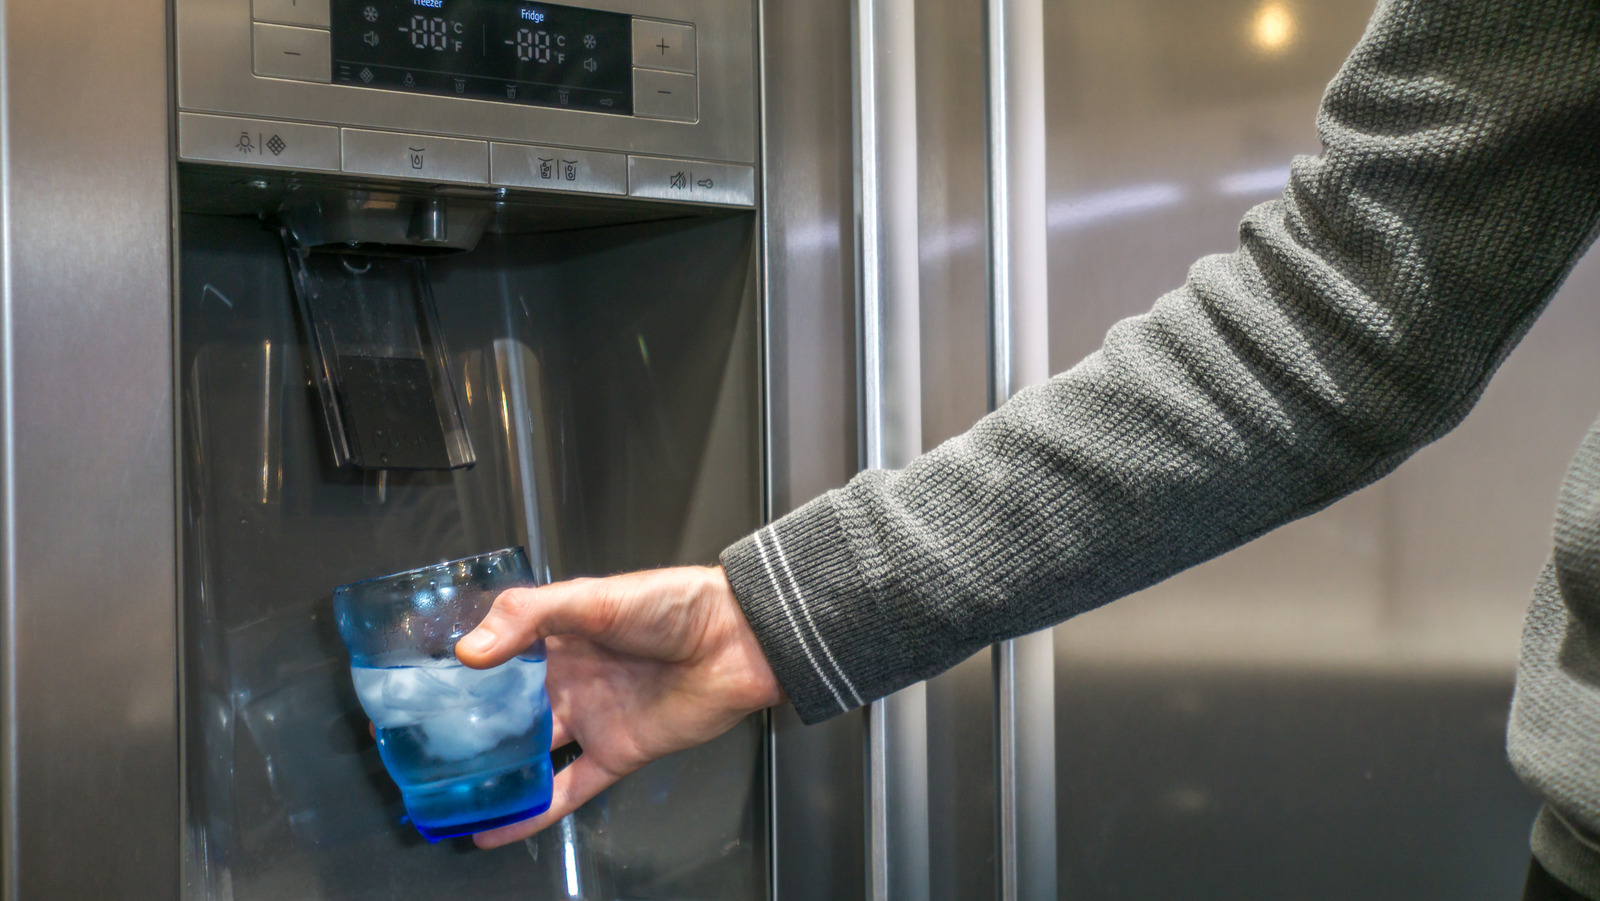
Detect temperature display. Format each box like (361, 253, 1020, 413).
(331, 0, 633, 115)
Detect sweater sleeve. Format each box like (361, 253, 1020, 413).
(722, 0, 1600, 724)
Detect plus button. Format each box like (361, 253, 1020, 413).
(657, 38, 670, 54)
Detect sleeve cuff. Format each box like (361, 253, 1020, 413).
(720, 491, 915, 725)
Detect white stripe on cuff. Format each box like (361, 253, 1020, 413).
(768, 528, 865, 707)
(753, 529, 850, 713)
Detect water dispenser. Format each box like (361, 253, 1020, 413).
(175, 0, 766, 896)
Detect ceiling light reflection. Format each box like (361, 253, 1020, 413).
(1252, 2, 1296, 54)
(1048, 183, 1187, 231)
(1216, 165, 1291, 197)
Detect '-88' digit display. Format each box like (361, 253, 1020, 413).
(331, 0, 634, 114)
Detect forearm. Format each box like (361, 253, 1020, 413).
(726, 0, 1600, 723)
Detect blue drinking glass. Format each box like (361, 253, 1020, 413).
(333, 547, 552, 842)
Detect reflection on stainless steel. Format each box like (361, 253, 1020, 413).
(982, 0, 1055, 896)
(856, 0, 929, 897)
(1214, 164, 1289, 197)
(1048, 183, 1186, 230)
(258, 341, 281, 505)
(493, 339, 559, 583)
(522, 813, 615, 900)
(914, 0, 997, 897)
(0, 0, 180, 896)
(761, 0, 871, 895)
(1042, 0, 1589, 895)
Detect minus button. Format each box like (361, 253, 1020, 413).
(633, 69, 696, 122)
(252, 22, 332, 83)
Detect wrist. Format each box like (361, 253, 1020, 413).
(705, 565, 787, 711)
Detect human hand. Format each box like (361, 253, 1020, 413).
(454, 565, 784, 849)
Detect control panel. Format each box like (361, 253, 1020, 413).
(176, 0, 756, 206)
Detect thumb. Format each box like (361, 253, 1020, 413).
(456, 586, 551, 668)
(455, 580, 603, 668)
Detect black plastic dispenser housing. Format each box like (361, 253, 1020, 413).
(283, 238, 475, 471)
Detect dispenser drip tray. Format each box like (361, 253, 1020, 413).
(284, 237, 475, 471)
(336, 354, 453, 469)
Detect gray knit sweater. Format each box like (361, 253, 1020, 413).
(720, 0, 1600, 890)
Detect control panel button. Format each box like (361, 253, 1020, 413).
(631, 19, 696, 74)
(252, 0, 329, 28)
(341, 129, 489, 185)
(178, 113, 341, 171)
(491, 144, 627, 195)
(628, 156, 754, 207)
(633, 70, 697, 122)
(252, 23, 332, 83)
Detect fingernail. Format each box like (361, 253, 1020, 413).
(458, 629, 496, 655)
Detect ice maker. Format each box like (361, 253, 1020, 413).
(175, 0, 765, 897)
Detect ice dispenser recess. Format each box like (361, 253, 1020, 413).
(181, 197, 766, 900)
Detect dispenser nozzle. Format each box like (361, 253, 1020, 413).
(408, 198, 449, 245)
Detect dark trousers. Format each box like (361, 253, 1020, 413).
(1526, 857, 1592, 901)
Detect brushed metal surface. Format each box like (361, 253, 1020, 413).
(1042, 0, 1578, 895)
(855, 0, 927, 899)
(629, 155, 753, 206)
(634, 68, 699, 121)
(913, 0, 996, 897)
(994, 631, 1053, 901)
(760, 0, 869, 895)
(633, 19, 697, 73)
(252, 0, 329, 28)
(341, 126, 489, 183)
(854, 0, 921, 477)
(866, 684, 930, 901)
(983, 1, 1053, 899)
(179, 112, 342, 171)
(0, 0, 179, 897)
(251, 22, 332, 82)
(490, 142, 627, 194)
(177, 0, 758, 165)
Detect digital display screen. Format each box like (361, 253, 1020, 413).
(331, 0, 633, 115)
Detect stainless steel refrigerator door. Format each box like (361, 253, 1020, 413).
(760, 0, 870, 897)
(1043, 0, 1588, 896)
(915, 0, 999, 894)
(764, 0, 1063, 896)
(0, 0, 180, 898)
